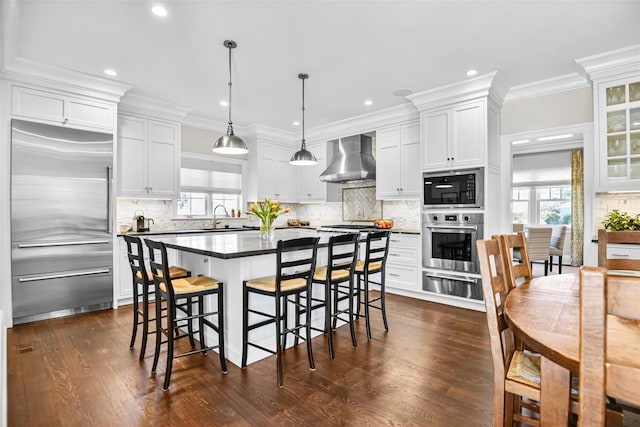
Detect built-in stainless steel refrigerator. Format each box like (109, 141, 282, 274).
(11, 119, 113, 324)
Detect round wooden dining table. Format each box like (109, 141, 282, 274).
(504, 273, 580, 425)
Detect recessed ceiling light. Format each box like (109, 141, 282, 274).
(512, 139, 530, 145)
(219, 100, 228, 107)
(152, 5, 168, 17)
(104, 69, 117, 77)
(293, 121, 300, 126)
(364, 100, 373, 106)
(537, 133, 574, 142)
(466, 69, 478, 77)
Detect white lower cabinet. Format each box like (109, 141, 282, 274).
(385, 233, 419, 291)
(117, 235, 179, 304)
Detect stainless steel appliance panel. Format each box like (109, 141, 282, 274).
(11, 269, 113, 321)
(422, 270, 483, 300)
(11, 240, 112, 276)
(423, 168, 484, 209)
(422, 212, 483, 273)
(10, 119, 114, 323)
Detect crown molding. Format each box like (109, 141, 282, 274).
(1, 57, 132, 102)
(182, 114, 229, 133)
(305, 102, 418, 142)
(243, 124, 295, 144)
(504, 73, 590, 103)
(119, 92, 191, 123)
(406, 71, 505, 112)
(575, 44, 640, 82)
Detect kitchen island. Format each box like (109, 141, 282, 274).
(152, 229, 344, 366)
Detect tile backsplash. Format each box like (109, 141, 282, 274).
(594, 192, 640, 232)
(117, 189, 421, 232)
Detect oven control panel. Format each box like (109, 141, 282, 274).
(423, 213, 483, 226)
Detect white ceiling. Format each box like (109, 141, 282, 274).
(6, 0, 640, 132)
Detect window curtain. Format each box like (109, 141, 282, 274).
(571, 149, 584, 266)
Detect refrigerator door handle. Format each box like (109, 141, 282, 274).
(18, 269, 111, 283)
(107, 166, 112, 234)
(18, 240, 110, 248)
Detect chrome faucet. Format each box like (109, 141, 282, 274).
(212, 204, 230, 229)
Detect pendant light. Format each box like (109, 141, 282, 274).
(212, 40, 248, 155)
(290, 73, 317, 166)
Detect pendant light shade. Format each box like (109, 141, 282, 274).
(213, 40, 248, 155)
(290, 73, 317, 166)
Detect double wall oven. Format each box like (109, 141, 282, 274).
(421, 168, 484, 302)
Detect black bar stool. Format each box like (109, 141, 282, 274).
(309, 233, 359, 359)
(123, 235, 191, 360)
(355, 230, 391, 340)
(241, 237, 319, 387)
(145, 239, 227, 391)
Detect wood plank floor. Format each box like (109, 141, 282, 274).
(8, 286, 640, 426)
(8, 293, 495, 426)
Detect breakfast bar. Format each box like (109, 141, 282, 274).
(154, 229, 346, 366)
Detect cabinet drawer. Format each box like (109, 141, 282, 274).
(389, 233, 419, 249)
(387, 247, 417, 265)
(607, 244, 640, 259)
(386, 264, 418, 290)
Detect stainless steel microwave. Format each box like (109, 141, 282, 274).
(423, 168, 484, 209)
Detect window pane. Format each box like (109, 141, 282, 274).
(512, 201, 528, 224)
(539, 200, 571, 225)
(177, 192, 207, 216)
(212, 194, 241, 215)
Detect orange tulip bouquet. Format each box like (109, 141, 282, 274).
(246, 197, 290, 238)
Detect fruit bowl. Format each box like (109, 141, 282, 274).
(374, 219, 393, 229)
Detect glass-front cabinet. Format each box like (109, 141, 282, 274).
(600, 78, 640, 187)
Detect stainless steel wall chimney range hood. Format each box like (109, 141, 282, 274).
(319, 134, 376, 182)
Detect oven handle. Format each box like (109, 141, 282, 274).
(424, 225, 478, 231)
(424, 271, 478, 283)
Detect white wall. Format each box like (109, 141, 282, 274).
(501, 87, 593, 135)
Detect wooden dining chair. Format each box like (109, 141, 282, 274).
(496, 232, 533, 291)
(579, 267, 640, 427)
(477, 238, 542, 426)
(597, 229, 640, 272)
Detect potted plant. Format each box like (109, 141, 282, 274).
(602, 209, 640, 231)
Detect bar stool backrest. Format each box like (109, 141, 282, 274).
(362, 230, 391, 272)
(276, 237, 320, 293)
(123, 235, 149, 286)
(326, 233, 359, 276)
(144, 239, 175, 299)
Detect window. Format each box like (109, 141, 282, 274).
(512, 151, 572, 226)
(176, 157, 243, 217)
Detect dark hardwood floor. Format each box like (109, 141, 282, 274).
(8, 285, 640, 426)
(8, 293, 495, 426)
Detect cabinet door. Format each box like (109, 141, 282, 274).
(452, 101, 484, 168)
(296, 142, 326, 201)
(148, 120, 179, 197)
(400, 123, 421, 197)
(597, 77, 640, 189)
(12, 86, 66, 124)
(67, 97, 114, 131)
(275, 145, 294, 201)
(422, 110, 450, 170)
(118, 237, 134, 301)
(118, 115, 148, 196)
(376, 127, 402, 199)
(257, 143, 277, 200)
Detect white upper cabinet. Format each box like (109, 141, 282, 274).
(296, 141, 326, 202)
(257, 142, 295, 202)
(118, 114, 180, 198)
(597, 77, 640, 189)
(422, 100, 485, 171)
(12, 85, 114, 131)
(376, 122, 421, 199)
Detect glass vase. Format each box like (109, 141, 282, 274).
(260, 221, 274, 241)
